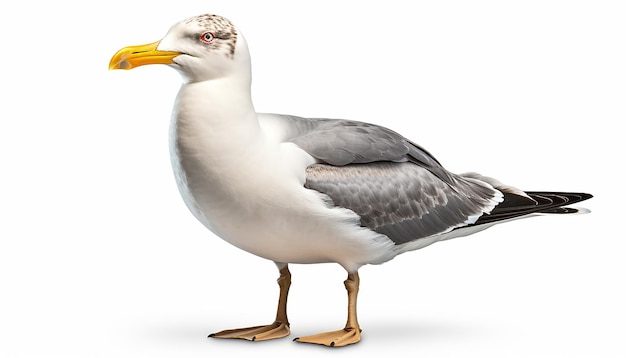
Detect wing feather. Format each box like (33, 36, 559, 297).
(262, 114, 455, 184)
(305, 163, 502, 245)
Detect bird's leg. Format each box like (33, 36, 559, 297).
(209, 264, 291, 341)
(294, 271, 362, 347)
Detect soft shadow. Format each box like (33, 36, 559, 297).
(362, 317, 483, 344)
(142, 320, 211, 344)
(141, 319, 290, 348)
(139, 317, 485, 349)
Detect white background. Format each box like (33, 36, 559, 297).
(1, 1, 624, 357)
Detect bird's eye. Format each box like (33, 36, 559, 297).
(200, 31, 215, 44)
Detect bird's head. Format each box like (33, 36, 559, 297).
(109, 14, 250, 83)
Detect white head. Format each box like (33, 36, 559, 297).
(109, 14, 251, 83)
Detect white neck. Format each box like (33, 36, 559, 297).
(169, 72, 269, 193)
(173, 73, 260, 147)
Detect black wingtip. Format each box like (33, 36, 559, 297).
(581, 193, 594, 200)
(474, 191, 593, 225)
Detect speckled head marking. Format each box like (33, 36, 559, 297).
(185, 14, 238, 58)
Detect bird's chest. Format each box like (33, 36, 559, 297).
(168, 143, 318, 260)
(168, 120, 302, 233)
(169, 128, 258, 229)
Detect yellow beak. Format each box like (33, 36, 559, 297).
(109, 41, 181, 70)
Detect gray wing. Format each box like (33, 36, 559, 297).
(305, 163, 502, 244)
(268, 115, 455, 184)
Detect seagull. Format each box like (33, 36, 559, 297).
(109, 14, 592, 347)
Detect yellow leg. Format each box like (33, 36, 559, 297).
(294, 271, 362, 347)
(209, 265, 291, 341)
